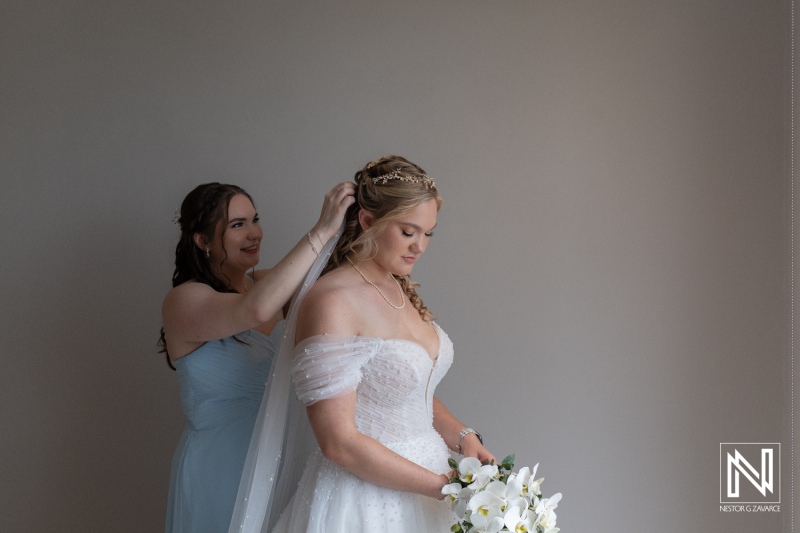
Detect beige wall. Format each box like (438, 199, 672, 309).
(0, 1, 793, 531)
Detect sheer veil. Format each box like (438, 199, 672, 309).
(228, 226, 342, 533)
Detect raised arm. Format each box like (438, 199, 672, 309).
(163, 183, 355, 353)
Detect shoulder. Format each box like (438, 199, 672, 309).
(296, 268, 365, 341)
(163, 280, 200, 305)
(302, 270, 355, 311)
(162, 280, 215, 318)
(163, 279, 212, 304)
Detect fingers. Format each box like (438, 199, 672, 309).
(321, 182, 354, 209)
(314, 182, 356, 241)
(331, 182, 356, 212)
(328, 181, 355, 198)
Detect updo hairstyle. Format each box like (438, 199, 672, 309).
(324, 155, 442, 322)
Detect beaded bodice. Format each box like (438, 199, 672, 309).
(292, 323, 453, 444)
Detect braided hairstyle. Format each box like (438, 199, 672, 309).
(324, 155, 442, 322)
(159, 183, 254, 368)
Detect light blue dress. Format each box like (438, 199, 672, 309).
(166, 322, 284, 533)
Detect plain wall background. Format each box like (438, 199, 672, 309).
(0, 0, 794, 531)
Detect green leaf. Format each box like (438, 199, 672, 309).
(448, 457, 459, 470)
(501, 453, 516, 470)
(451, 524, 462, 533)
(501, 453, 515, 464)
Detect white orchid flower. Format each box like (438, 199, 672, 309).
(470, 463, 500, 490)
(504, 476, 525, 500)
(534, 492, 561, 515)
(452, 486, 475, 518)
(528, 476, 545, 498)
(536, 507, 559, 533)
(484, 480, 509, 498)
(509, 464, 533, 488)
(468, 489, 506, 530)
(457, 457, 484, 484)
(503, 504, 536, 533)
(506, 496, 529, 514)
(483, 479, 527, 514)
(442, 482, 462, 500)
(471, 512, 505, 533)
(469, 489, 505, 514)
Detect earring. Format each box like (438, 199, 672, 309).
(205, 246, 210, 258)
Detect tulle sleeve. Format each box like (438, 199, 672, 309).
(292, 335, 382, 405)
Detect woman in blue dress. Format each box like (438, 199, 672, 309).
(160, 181, 354, 533)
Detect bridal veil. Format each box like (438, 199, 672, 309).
(228, 227, 342, 533)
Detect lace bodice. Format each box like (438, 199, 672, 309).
(292, 323, 453, 444)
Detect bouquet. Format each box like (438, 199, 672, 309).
(442, 454, 562, 533)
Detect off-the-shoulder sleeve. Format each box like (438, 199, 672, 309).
(291, 335, 382, 405)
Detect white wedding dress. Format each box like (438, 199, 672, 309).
(272, 323, 456, 533)
(228, 230, 456, 533)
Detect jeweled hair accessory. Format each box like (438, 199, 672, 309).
(371, 169, 437, 190)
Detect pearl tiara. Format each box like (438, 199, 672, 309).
(371, 169, 437, 190)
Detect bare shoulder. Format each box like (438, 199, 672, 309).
(296, 268, 364, 341)
(161, 281, 218, 359)
(162, 280, 211, 314)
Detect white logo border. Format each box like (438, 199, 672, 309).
(719, 442, 781, 504)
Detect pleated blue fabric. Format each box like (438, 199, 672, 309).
(166, 323, 283, 533)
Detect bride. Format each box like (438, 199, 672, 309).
(230, 155, 494, 533)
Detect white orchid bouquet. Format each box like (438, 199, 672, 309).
(441, 454, 562, 533)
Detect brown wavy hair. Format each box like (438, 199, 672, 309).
(159, 183, 254, 369)
(324, 155, 442, 322)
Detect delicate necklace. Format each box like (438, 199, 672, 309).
(346, 256, 405, 310)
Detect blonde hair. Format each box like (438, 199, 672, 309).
(324, 155, 442, 322)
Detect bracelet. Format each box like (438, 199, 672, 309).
(307, 232, 321, 256)
(312, 229, 325, 248)
(438, 473, 450, 500)
(456, 428, 483, 453)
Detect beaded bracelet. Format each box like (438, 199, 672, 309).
(438, 473, 450, 500)
(312, 229, 324, 247)
(457, 428, 482, 453)
(307, 232, 320, 256)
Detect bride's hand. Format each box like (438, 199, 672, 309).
(311, 182, 356, 243)
(460, 434, 496, 464)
